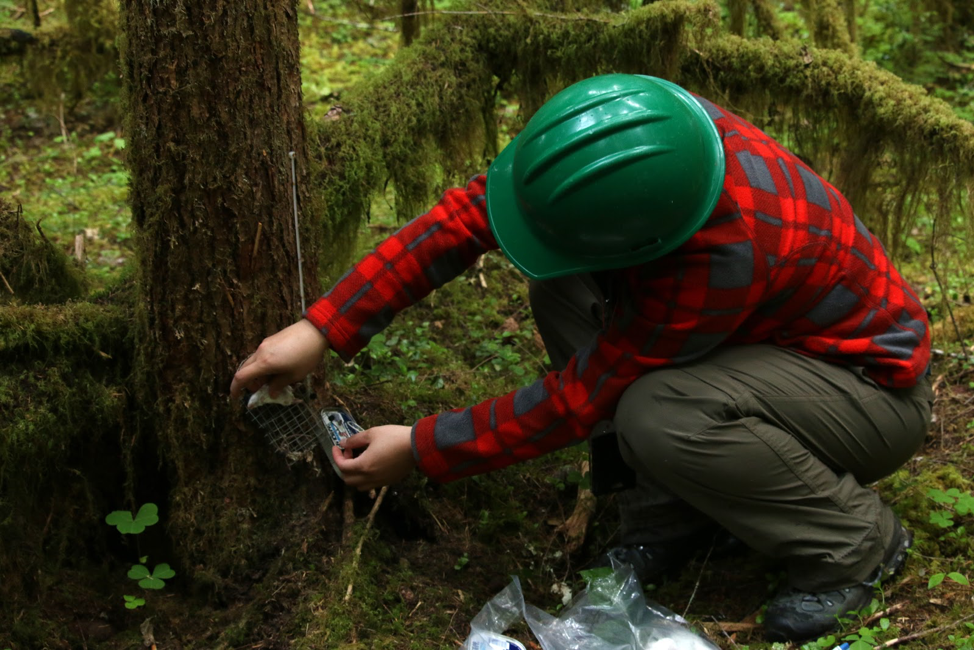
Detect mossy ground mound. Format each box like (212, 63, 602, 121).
(0, 197, 87, 304)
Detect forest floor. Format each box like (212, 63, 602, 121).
(3, 1, 974, 649)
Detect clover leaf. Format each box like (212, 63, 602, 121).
(123, 595, 145, 609)
(105, 503, 159, 534)
(128, 562, 176, 590)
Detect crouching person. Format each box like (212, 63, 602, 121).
(231, 74, 932, 642)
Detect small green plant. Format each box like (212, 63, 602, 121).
(106, 503, 175, 610)
(127, 561, 176, 589)
(453, 553, 469, 571)
(123, 595, 146, 609)
(927, 571, 970, 589)
(945, 621, 974, 650)
(105, 503, 159, 534)
(928, 487, 974, 532)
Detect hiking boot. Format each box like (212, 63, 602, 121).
(764, 519, 913, 642)
(590, 527, 746, 584)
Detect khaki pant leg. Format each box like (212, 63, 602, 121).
(614, 345, 931, 590)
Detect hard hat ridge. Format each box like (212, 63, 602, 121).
(486, 74, 725, 280)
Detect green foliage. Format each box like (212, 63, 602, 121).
(123, 594, 145, 609)
(0, 129, 132, 290)
(105, 503, 159, 535)
(127, 562, 176, 589)
(927, 571, 969, 588)
(107, 503, 175, 607)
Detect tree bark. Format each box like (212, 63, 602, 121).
(121, 0, 320, 579)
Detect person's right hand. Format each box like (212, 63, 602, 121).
(230, 319, 330, 400)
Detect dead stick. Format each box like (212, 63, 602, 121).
(873, 612, 974, 649)
(682, 538, 715, 619)
(342, 491, 355, 545)
(709, 617, 743, 647)
(344, 485, 389, 602)
(861, 602, 906, 628)
(251, 221, 263, 262)
(0, 269, 14, 295)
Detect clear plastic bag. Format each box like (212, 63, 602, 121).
(464, 563, 720, 650)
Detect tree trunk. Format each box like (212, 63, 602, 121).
(121, 0, 321, 581)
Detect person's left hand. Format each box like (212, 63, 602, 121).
(333, 425, 415, 491)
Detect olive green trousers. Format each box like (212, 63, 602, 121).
(529, 275, 932, 591)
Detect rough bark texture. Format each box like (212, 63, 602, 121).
(122, 0, 321, 581)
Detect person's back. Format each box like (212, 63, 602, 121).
(232, 74, 933, 643)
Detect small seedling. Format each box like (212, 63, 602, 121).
(106, 502, 174, 609)
(927, 571, 970, 589)
(105, 503, 159, 534)
(127, 562, 176, 589)
(123, 595, 146, 609)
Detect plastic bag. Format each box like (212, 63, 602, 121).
(464, 563, 720, 650)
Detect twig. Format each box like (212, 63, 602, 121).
(342, 491, 355, 545)
(344, 485, 389, 602)
(861, 602, 906, 628)
(873, 612, 974, 649)
(682, 538, 716, 619)
(0, 269, 14, 295)
(708, 616, 742, 648)
(251, 221, 263, 263)
(73, 233, 86, 263)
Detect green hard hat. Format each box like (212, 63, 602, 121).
(486, 74, 725, 280)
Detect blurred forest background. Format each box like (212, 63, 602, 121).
(1, 0, 974, 648)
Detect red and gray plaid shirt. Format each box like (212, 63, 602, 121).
(306, 96, 930, 484)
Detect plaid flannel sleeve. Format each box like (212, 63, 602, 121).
(411, 195, 770, 483)
(304, 175, 495, 360)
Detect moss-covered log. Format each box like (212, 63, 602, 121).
(309, 0, 717, 262)
(0, 301, 132, 607)
(680, 35, 974, 254)
(310, 0, 973, 267)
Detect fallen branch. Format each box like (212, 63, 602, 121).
(344, 485, 389, 602)
(682, 540, 715, 619)
(873, 612, 974, 649)
(861, 602, 907, 628)
(0, 269, 14, 295)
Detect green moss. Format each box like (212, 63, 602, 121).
(680, 35, 974, 255)
(20, 0, 119, 109)
(0, 300, 131, 360)
(0, 199, 87, 305)
(310, 0, 974, 273)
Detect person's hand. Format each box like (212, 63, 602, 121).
(333, 425, 415, 491)
(230, 319, 329, 399)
